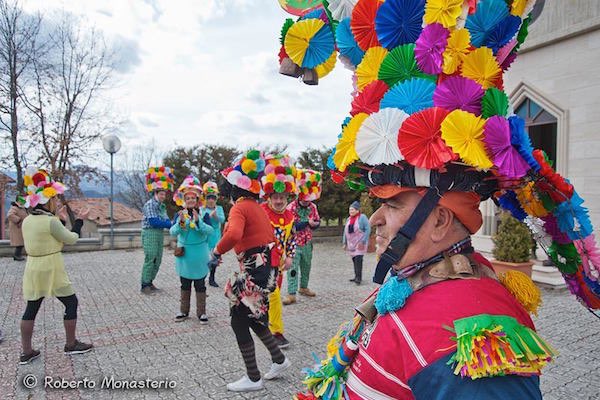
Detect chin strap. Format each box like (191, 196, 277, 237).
(372, 172, 455, 284)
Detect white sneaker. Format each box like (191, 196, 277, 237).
(226, 375, 264, 392)
(263, 357, 291, 380)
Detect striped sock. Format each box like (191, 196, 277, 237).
(256, 329, 285, 364)
(237, 340, 261, 382)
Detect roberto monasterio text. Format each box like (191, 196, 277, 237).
(45, 376, 177, 390)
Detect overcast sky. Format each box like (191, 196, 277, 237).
(22, 0, 354, 161)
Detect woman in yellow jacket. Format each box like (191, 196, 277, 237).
(19, 169, 92, 364)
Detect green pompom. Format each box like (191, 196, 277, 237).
(247, 149, 260, 160)
(247, 170, 258, 179)
(274, 181, 286, 193)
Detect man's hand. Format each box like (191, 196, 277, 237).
(283, 256, 293, 271)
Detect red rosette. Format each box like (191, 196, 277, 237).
(331, 169, 347, 184)
(351, 0, 383, 51)
(350, 80, 389, 116)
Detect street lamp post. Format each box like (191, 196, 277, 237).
(102, 134, 121, 250)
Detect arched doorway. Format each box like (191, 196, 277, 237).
(515, 98, 558, 168)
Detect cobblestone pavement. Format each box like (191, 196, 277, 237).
(1, 242, 599, 400)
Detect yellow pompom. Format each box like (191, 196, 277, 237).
(266, 174, 276, 183)
(498, 270, 542, 315)
(242, 159, 256, 173)
(42, 186, 57, 198)
(161, 181, 168, 189)
(24, 175, 33, 186)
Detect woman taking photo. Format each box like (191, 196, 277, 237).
(170, 176, 214, 323)
(19, 169, 92, 364)
(342, 200, 371, 285)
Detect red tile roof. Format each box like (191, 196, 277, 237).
(67, 198, 143, 226)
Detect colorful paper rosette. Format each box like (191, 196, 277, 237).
(296, 168, 323, 201)
(326, 0, 358, 21)
(398, 106, 457, 169)
(414, 22, 450, 75)
(378, 43, 435, 87)
(433, 75, 485, 116)
(442, 28, 471, 74)
(380, 77, 436, 114)
(354, 107, 407, 165)
(173, 175, 203, 207)
(284, 18, 335, 69)
(222, 149, 266, 195)
(460, 47, 502, 90)
(440, 109, 492, 169)
(350, 0, 383, 51)
(424, 0, 465, 29)
(336, 17, 365, 67)
(22, 168, 66, 208)
(465, 0, 509, 48)
(146, 166, 175, 193)
(355, 46, 388, 90)
(261, 154, 298, 197)
(278, 0, 323, 16)
(483, 115, 530, 178)
(333, 112, 369, 171)
(374, 0, 425, 50)
(350, 79, 388, 116)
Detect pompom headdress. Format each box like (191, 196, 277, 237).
(261, 154, 298, 197)
(221, 149, 266, 195)
(296, 168, 322, 201)
(145, 166, 175, 193)
(22, 168, 66, 208)
(173, 175, 203, 207)
(202, 181, 220, 196)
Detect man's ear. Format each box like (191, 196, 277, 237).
(430, 206, 454, 242)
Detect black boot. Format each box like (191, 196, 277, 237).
(14, 246, 25, 261)
(354, 256, 363, 285)
(208, 264, 218, 287)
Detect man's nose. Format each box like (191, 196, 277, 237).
(369, 205, 384, 227)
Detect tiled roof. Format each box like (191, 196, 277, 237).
(67, 198, 142, 226)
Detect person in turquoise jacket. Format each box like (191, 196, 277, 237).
(170, 176, 214, 323)
(201, 181, 225, 287)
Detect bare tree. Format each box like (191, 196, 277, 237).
(23, 13, 118, 191)
(0, 0, 42, 190)
(117, 141, 162, 211)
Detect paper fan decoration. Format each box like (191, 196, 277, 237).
(461, 47, 502, 89)
(280, 19, 295, 45)
(380, 77, 435, 114)
(424, 0, 464, 29)
(440, 109, 492, 169)
(398, 107, 457, 169)
(415, 23, 450, 74)
(432, 75, 484, 115)
(334, 112, 370, 171)
(441, 28, 471, 74)
(327, 0, 357, 20)
(355, 107, 407, 165)
(496, 38, 517, 69)
(484, 14, 522, 54)
(378, 44, 435, 87)
(284, 18, 334, 69)
(465, 0, 509, 48)
(481, 87, 508, 118)
(351, 0, 383, 51)
(356, 46, 388, 90)
(350, 80, 389, 115)
(374, 0, 425, 50)
(483, 115, 530, 178)
(336, 17, 365, 67)
(315, 51, 337, 78)
(511, 0, 536, 18)
(278, 0, 323, 16)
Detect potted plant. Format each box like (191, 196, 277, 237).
(491, 212, 535, 277)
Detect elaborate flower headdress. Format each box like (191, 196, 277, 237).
(173, 175, 203, 206)
(202, 181, 220, 196)
(221, 149, 266, 195)
(261, 154, 298, 197)
(22, 168, 65, 208)
(145, 166, 175, 193)
(296, 168, 322, 201)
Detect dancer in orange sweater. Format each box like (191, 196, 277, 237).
(210, 150, 291, 392)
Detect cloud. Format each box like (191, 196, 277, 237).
(112, 35, 142, 73)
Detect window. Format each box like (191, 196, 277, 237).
(515, 98, 558, 167)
